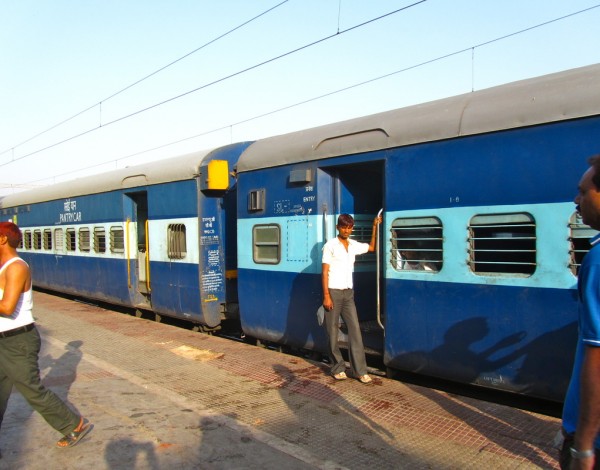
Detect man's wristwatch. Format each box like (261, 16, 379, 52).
(570, 447, 595, 459)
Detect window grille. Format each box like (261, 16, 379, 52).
(110, 227, 125, 253)
(54, 229, 64, 253)
(23, 230, 32, 250)
(33, 230, 42, 250)
(253, 224, 280, 264)
(390, 217, 443, 272)
(168, 224, 187, 259)
(350, 218, 376, 265)
(43, 229, 52, 250)
(66, 228, 76, 252)
(569, 212, 599, 275)
(468, 213, 536, 276)
(78, 228, 90, 252)
(94, 227, 106, 254)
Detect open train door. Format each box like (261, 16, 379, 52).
(124, 191, 152, 310)
(318, 160, 385, 355)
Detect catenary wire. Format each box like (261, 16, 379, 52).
(18, 2, 600, 184)
(6, 0, 600, 191)
(0, 0, 290, 159)
(25, 2, 600, 186)
(0, 0, 427, 167)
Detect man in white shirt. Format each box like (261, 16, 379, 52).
(322, 214, 381, 384)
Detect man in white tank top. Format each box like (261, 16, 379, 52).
(0, 221, 91, 450)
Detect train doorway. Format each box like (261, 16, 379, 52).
(124, 191, 151, 308)
(320, 160, 385, 354)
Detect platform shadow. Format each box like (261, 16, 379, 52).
(280, 243, 327, 353)
(104, 438, 159, 469)
(388, 317, 570, 467)
(39, 338, 84, 416)
(413, 385, 560, 468)
(271, 364, 426, 468)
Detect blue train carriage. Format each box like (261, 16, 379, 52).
(0, 142, 251, 329)
(236, 63, 600, 401)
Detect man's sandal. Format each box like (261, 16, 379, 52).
(56, 417, 92, 448)
(358, 375, 373, 384)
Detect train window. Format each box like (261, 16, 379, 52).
(66, 228, 76, 252)
(23, 230, 32, 250)
(248, 189, 265, 212)
(253, 224, 280, 264)
(33, 230, 42, 250)
(468, 213, 536, 276)
(54, 229, 64, 253)
(568, 212, 599, 275)
(167, 224, 187, 259)
(78, 228, 91, 252)
(351, 216, 377, 265)
(390, 217, 443, 272)
(110, 227, 125, 254)
(43, 229, 52, 250)
(94, 227, 106, 254)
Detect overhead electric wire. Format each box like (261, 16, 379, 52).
(0, 0, 427, 167)
(0, 0, 290, 159)
(6, 1, 600, 189)
(25, 2, 600, 186)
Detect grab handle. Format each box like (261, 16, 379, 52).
(376, 208, 384, 330)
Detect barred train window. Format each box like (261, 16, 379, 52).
(390, 217, 443, 272)
(23, 230, 32, 250)
(66, 228, 76, 252)
(54, 229, 64, 253)
(110, 226, 125, 253)
(94, 227, 106, 254)
(79, 228, 91, 252)
(43, 229, 52, 250)
(350, 216, 376, 265)
(569, 212, 599, 275)
(33, 230, 42, 250)
(253, 224, 280, 264)
(168, 224, 187, 259)
(468, 213, 536, 276)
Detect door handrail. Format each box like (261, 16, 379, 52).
(376, 208, 384, 330)
(126, 218, 132, 288)
(322, 206, 328, 243)
(145, 219, 151, 292)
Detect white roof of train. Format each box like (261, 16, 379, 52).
(237, 63, 600, 172)
(0, 148, 214, 207)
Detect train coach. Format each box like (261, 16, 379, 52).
(0, 142, 251, 330)
(235, 64, 600, 401)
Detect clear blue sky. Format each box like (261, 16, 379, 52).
(1, 0, 599, 195)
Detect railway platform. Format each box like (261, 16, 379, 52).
(0, 291, 563, 469)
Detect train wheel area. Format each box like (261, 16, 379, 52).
(3, 290, 563, 469)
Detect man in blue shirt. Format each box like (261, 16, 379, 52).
(562, 155, 600, 469)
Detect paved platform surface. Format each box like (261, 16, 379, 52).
(0, 291, 562, 469)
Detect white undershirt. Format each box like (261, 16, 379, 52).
(322, 237, 369, 289)
(0, 257, 34, 331)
